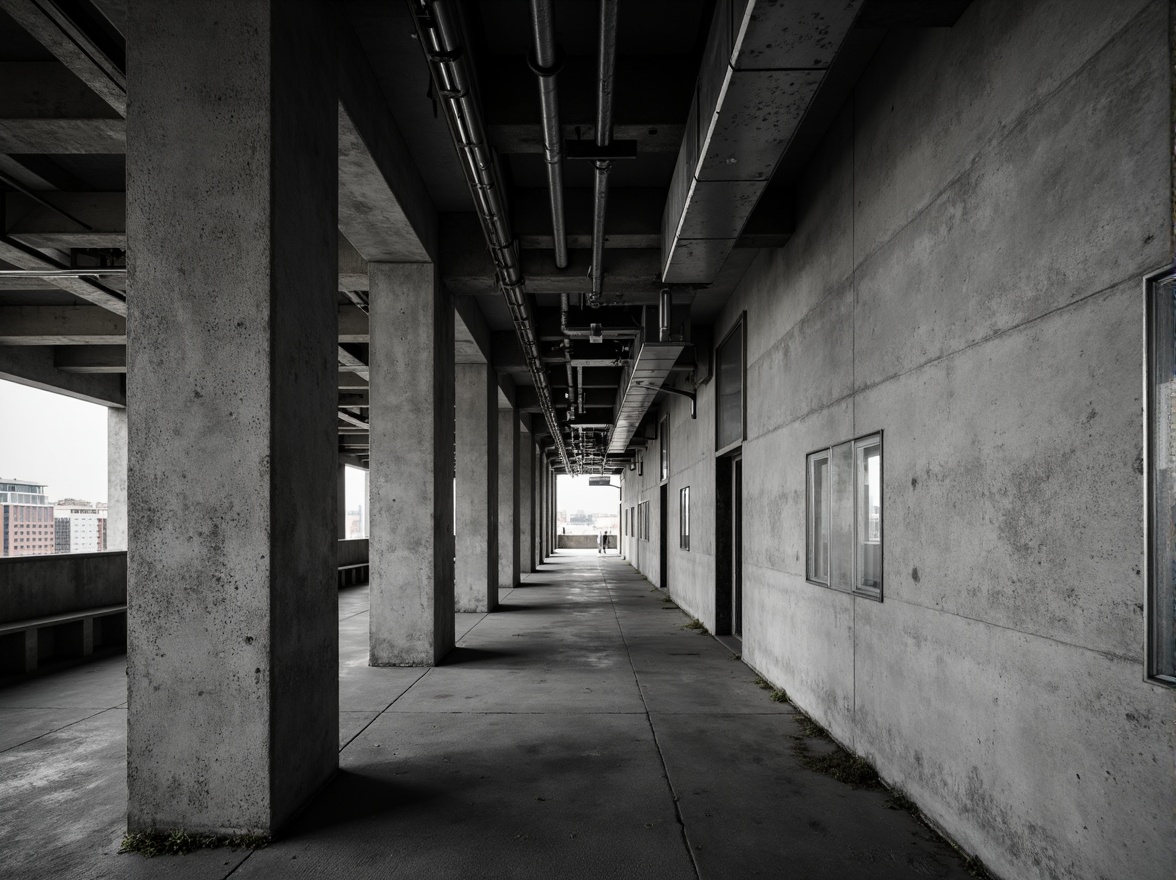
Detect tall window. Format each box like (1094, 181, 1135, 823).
(1148, 270, 1176, 685)
(679, 487, 690, 550)
(806, 434, 883, 598)
(806, 450, 830, 583)
(715, 313, 746, 452)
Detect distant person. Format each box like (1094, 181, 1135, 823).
(603, 530, 610, 554)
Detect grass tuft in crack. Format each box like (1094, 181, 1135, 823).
(884, 787, 917, 813)
(753, 676, 772, 690)
(120, 831, 268, 858)
(769, 688, 788, 703)
(682, 618, 707, 633)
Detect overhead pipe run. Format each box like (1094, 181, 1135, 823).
(527, 0, 568, 270)
(409, 0, 574, 474)
(588, 0, 619, 308)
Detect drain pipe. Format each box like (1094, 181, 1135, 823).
(528, 0, 568, 269)
(410, 0, 574, 474)
(588, 0, 619, 308)
(577, 365, 585, 416)
(659, 287, 671, 342)
(563, 339, 575, 418)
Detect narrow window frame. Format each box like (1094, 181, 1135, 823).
(715, 311, 747, 456)
(1146, 266, 1176, 687)
(852, 433, 883, 600)
(679, 486, 690, 550)
(660, 415, 670, 484)
(806, 448, 831, 586)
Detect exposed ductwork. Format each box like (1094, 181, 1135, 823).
(588, 0, 619, 308)
(661, 0, 863, 283)
(527, 0, 568, 270)
(409, 0, 574, 474)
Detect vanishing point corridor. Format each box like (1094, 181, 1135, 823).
(1, 551, 978, 879)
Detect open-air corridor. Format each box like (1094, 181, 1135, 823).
(1, 551, 980, 879)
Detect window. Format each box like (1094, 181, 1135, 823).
(806, 433, 883, 598)
(715, 313, 746, 452)
(855, 436, 882, 596)
(1147, 270, 1176, 685)
(640, 500, 650, 541)
(806, 450, 830, 583)
(679, 487, 690, 550)
(660, 416, 670, 482)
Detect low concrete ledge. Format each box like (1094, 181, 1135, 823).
(0, 551, 127, 624)
(558, 535, 616, 550)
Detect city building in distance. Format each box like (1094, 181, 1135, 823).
(54, 500, 108, 554)
(0, 479, 54, 557)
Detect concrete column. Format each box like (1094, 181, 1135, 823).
(535, 452, 545, 567)
(454, 363, 498, 612)
(518, 428, 534, 573)
(126, 0, 338, 835)
(369, 262, 454, 665)
(497, 409, 520, 588)
(106, 407, 127, 551)
(338, 462, 348, 539)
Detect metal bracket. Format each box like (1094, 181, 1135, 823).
(636, 382, 697, 419)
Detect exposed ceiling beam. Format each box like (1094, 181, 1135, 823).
(0, 0, 127, 117)
(0, 304, 368, 344)
(0, 118, 125, 152)
(54, 343, 123, 372)
(0, 237, 126, 315)
(661, 0, 863, 283)
(4, 191, 124, 249)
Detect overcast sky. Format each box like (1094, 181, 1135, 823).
(557, 475, 622, 516)
(0, 380, 109, 502)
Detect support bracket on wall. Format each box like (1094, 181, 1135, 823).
(636, 381, 696, 419)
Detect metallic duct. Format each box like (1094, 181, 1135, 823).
(527, 0, 568, 269)
(589, 0, 619, 308)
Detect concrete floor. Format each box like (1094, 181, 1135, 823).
(0, 551, 980, 879)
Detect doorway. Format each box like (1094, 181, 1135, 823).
(715, 453, 743, 637)
(659, 484, 668, 591)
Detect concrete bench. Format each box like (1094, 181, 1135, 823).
(0, 604, 127, 675)
(337, 562, 369, 588)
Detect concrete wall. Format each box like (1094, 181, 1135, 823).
(0, 551, 127, 623)
(338, 538, 369, 569)
(621, 2, 1175, 878)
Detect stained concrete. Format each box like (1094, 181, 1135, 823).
(106, 407, 127, 551)
(368, 261, 455, 666)
(497, 409, 520, 588)
(620, 2, 1176, 877)
(454, 363, 498, 612)
(125, 0, 340, 835)
(1, 553, 984, 879)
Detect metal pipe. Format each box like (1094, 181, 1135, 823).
(589, 0, 619, 308)
(528, 0, 568, 269)
(577, 365, 585, 416)
(410, 0, 574, 474)
(563, 339, 575, 416)
(560, 291, 635, 338)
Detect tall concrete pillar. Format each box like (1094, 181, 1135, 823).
(498, 409, 520, 588)
(519, 428, 534, 573)
(534, 451, 545, 567)
(369, 262, 454, 665)
(338, 462, 348, 539)
(125, 0, 338, 835)
(106, 407, 127, 551)
(454, 363, 498, 612)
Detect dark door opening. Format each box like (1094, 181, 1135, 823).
(715, 454, 743, 637)
(659, 484, 668, 591)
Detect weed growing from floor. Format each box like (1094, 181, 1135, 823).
(120, 830, 268, 858)
(769, 688, 788, 703)
(789, 710, 881, 790)
(960, 853, 993, 879)
(682, 618, 707, 633)
(884, 788, 917, 813)
(753, 676, 772, 690)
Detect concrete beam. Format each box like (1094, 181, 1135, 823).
(0, 237, 126, 314)
(512, 187, 665, 250)
(0, 304, 366, 345)
(0, 1, 127, 116)
(4, 192, 125, 249)
(0, 118, 125, 153)
(0, 62, 122, 119)
(337, 22, 436, 262)
(442, 213, 664, 298)
(491, 123, 683, 161)
(0, 306, 125, 345)
(54, 344, 124, 373)
(0, 342, 124, 406)
(454, 295, 492, 365)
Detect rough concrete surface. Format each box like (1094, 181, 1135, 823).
(0, 553, 984, 879)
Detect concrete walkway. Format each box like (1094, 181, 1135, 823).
(0, 552, 978, 879)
